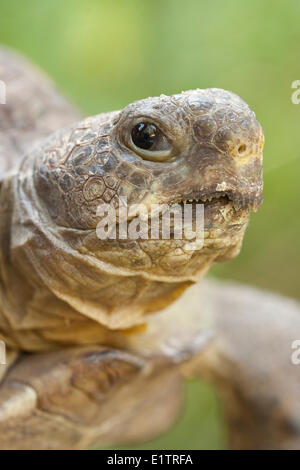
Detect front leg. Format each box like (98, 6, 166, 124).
(0, 345, 185, 450)
(0, 281, 213, 450)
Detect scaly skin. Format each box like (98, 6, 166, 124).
(7, 49, 300, 453)
(0, 84, 263, 350)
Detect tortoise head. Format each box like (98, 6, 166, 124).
(16, 88, 263, 328)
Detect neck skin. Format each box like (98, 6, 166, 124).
(0, 165, 199, 351)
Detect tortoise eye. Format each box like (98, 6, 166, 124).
(131, 123, 157, 150)
(129, 121, 171, 161)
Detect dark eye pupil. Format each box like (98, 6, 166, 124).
(131, 123, 157, 150)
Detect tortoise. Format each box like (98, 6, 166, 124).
(0, 47, 299, 450)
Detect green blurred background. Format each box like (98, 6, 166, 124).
(0, 0, 299, 449)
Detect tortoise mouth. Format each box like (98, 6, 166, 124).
(179, 193, 231, 208)
(176, 189, 262, 211)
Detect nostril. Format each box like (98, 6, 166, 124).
(238, 144, 247, 155)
